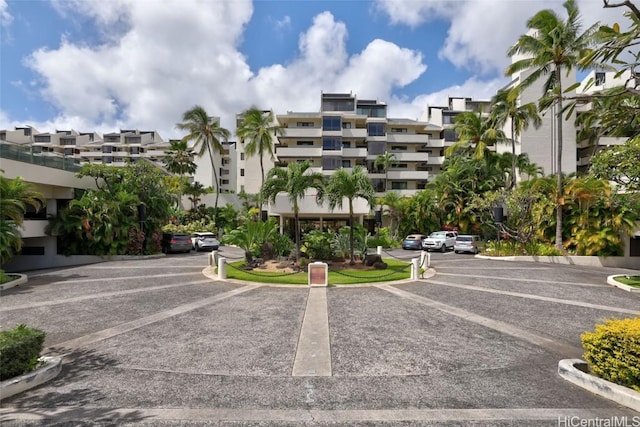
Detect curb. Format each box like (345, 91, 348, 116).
(607, 275, 640, 293)
(0, 356, 62, 400)
(0, 274, 27, 292)
(558, 359, 640, 412)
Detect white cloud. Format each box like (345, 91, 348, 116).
(275, 15, 291, 29)
(375, 0, 629, 75)
(0, 0, 12, 27)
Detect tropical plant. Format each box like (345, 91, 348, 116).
(376, 191, 404, 240)
(184, 182, 210, 210)
(302, 230, 334, 260)
(446, 110, 505, 160)
(374, 151, 396, 192)
(163, 139, 197, 209)
(236, 108, 284, 205)
(506, 0, 598, 250)
(222, 218, 279, 262)
(490, 88, 542, 188)
(590, 138, 640, 192)
(177, 105, 231, 226)
(0, 174, 45, 265)
(261, 160, 325, 262)
(320, 166, 375, 264)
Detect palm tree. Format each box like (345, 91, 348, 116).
(184, 182, 210, 210)
(505, 0, 597, 250)
(163, 139, 197, 209)
(320, 166, 375, 264)
(176, 105, 230, 226)
(490, 89, 542, 188)
(237, 107, 284, 208)
(446, 111, 505, 160)
(0, 173, 45, 265)
(376, 191, 403, 240)
(261, 161, 325, 262)
(374, 151, 396, 192)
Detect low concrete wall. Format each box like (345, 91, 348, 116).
(477, 254, 639, 270)
(3, 253, 165, 273)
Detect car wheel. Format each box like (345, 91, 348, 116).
(195, 243, 200, 252)
(440, 245, 446, 253)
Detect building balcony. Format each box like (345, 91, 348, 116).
(387, 134, 430, 144)
(375, 189, 419, 198)
(597, 136, 627, 146)
(276, 147, 323, 157)
(428, 138, 446, 148)
(391, 152, 429, 162)
(342, 148, 367, 158)
(428, 156, 445, 165)
(366, 135, 386, 142)
(19, 220, 48, 238)
(387, 170, 429, 180)
(144, 150, 166, 156)
(280, 128, 322, 139)
(342, 128, 367, 138)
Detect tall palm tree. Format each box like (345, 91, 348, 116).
(163, 139, 197, 209)
(446, 111, 505, 160)
(374, 151, 396, 192)
(237, 107, 284, 208)
(376, 191, 403, 239)
(176, 105, 230, 226)
(261, 161, 324, 263)
(320, 166, 375, 264)
(505, 0, 597, 250)
(490, 88, 542, 188)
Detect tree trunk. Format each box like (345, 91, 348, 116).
(349, 200, 355, 265)
(554, 67, 564, 252)
(207, 143, 220, 228)
(511, 119, 517, 189)
(294, 208, 301, 263)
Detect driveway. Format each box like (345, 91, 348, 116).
(0, 248, 638, 426)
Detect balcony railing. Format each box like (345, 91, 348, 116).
(0, 143, 81, 172)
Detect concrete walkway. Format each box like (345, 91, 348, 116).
(0, 248, 638, 426)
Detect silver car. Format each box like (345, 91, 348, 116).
(191, 232, 220, 251)
(454, 235, 481, 254)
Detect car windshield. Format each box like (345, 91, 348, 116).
(429, 232, 445, 238)
(457, 236, 472, 242)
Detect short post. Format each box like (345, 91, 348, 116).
(209, 251, 218, 267)
(376, 246, 382, 255)
(411, 257, 420, 280)
(217, 257, 227, 280)
(308, 262, 328, 287)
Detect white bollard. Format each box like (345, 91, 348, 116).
(411, 257, 420, 280)
(209, 251, 218, 267)
(217, 256, 227, 280)
(376, 246, 382, 255)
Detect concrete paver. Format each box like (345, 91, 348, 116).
(0, 249, 638, 426)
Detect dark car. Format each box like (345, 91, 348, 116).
(161, 232, 192, 253)
(402, 234, 427, 250)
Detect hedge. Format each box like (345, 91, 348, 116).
(0, 324, 46, 381)
(581, 317, 640, 392)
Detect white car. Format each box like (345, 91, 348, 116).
(191, 232, 220, 252)
(422, 231, 457, 252)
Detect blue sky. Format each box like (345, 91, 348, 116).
(0, 0, 627, 139)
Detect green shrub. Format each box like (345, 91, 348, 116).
(0, 324, 46, 380)
(581, 317, 640, 392)
(270, 233, 293, 258)
(369, 227, 395, 249)
(302, 230, 334, 260)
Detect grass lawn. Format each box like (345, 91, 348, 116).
(614, 275, 640, 288)
(225, 258, 411, 285)
(0, 271, 19, 285)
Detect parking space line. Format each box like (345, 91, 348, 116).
(435, 272, 608, 288)
(377, 285, 582, 357)
(45, 284, 259, 354)
(425, 280, 638, 314)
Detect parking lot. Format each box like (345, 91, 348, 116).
(0, 247, 638, 426)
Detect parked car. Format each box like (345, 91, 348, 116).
(422, 231, 457, 252)
(191, 232, 220, 251)
(454, 235, 481, 254)
(161, 232, 192, 254)
(402, 234, 427, 250)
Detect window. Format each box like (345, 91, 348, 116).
(391, 163, 407, 169)
(297, 141, 314, 146)
(357, 106, 386, 117)
(130, 147, 140, 154)
(322, 99, 354, 112)
(104, 136, 120, 143)
(391, 128, 407, 133)
(443, 129, 458, 142)
(323, 136, 342, 150)
(104, 156, 113, 164)
(0, 132, 5, 140)
(367, 123, 386, 136)
(323, 116, 342, 131)
(240, 153, 245, 160)
(221, 179, 229, 185)
(32, 146, 42, 154)
(367, 141, 385, 155)
(342, 160, 351, 168)
(20, 246, 45, 255)
(60, 138, 75, 146)
(342, 141, 351, 148)
(390, 145, 407, 151)
(240, 168, 245, 176)
(124, 136, 141, 144)
(595, 72, 606, 86)
(64, 148, 73, 156)
(391, 182, 407, 190)
(24, 203, 46, 220)
(323, 157, 342, 170)
(342, 122, 352, 129)
(297, 122, 314, 127)
(34, 135, 51, 143)
(102, 146, 113, 153)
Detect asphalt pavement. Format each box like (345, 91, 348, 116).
(0, 247, 638, 426)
